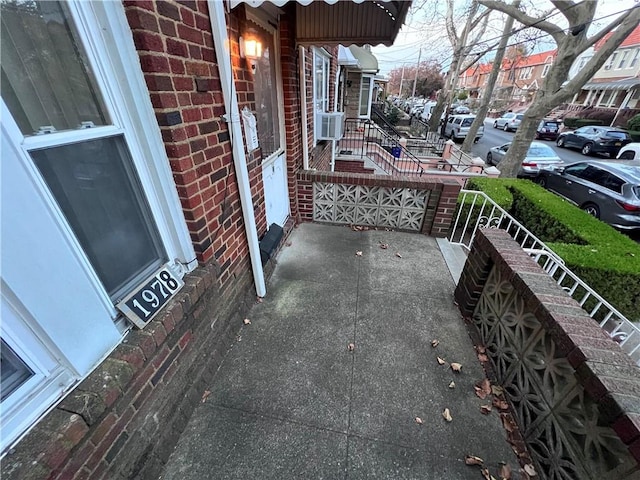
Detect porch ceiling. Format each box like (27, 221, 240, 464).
(230, 0, 411, 46)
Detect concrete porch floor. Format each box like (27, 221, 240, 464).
(161, 223, 519, 479)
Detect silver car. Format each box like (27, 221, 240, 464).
(536, 161, 640, 230)
(493, 112, 523, 132)
(486, 141, 563, 179)
(443, 114, 484, 142)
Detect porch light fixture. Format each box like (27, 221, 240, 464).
(239, 36, 263, 70)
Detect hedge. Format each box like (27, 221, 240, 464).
(563, 117, 605, 128)
(465, 177, 640, 321)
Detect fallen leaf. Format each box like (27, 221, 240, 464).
(442, 408, 452, 422)
(448, 381, 456, 389)
(348, 343, 355, 352)
(464, 455, 484, 466)
(431, 339, 440, 348)
(493, 397, 509, 410)
(480, 405, 492, 415)
(415, 416, 423, 425)
(285, 241, 292, 247)
(355, 251, 363, 257)
(395, 252, 402, 258)
(243, 318, 251, 325)
(523, 464, 537, 476)
(437, 356, 446, 365)
(450, 362, 462, 373)
(474, 378, 492, 399)
(476, 345, 486, 354)
(379, 243, 389, 249)
(478, 353, 489, 362)
(481, 468, 496, 480)
(256, 296, 264, 303)
(499, 463, 512, 479)
(501, 414, 516, 433)
(491, 385, 504, 396)
(236, 335, 242, 342)
(201, 390, 211, 403)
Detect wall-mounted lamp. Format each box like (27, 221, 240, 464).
(239, 36, 263, 71)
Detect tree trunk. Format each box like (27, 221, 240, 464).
(462, 4, 518, 153)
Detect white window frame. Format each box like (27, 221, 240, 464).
(3, 0, 196, 320)
(541, 63, 551, 78)
(630, 48, 640, 69)
(604, 52, 618, 70)
(312, 47, 331, 144)
(358, 74, 375, 119)
(616, 50, 630, 70)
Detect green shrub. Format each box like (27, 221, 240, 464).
(627, 113, 640, 131)
(563, 117, 604, 128)
(385, 107, 400, 126)
(463, 178, 640, 321)
(628, 130, 640, 142)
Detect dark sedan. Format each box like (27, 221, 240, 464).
(556, 126, 631, 157)
(535, 119, 561, 141)
(536, 161, 640, 230)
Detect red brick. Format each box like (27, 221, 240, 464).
(139, 54, 170, 73)
(144, 74, 173, 92)
(174, 77, 194, 91)
(88, 413, 117, 448)
(614, 413, 640, 444)
(125, 8, 159, 32)
(181, 7, 195, 26)
(150, 92, 178, 109)
(177, 24, 203, 44)
(169, 57, 186, 74)
(179, 330, 193, 349)
(132, 30, 163, 52)
(159, 18, 177, 36)
(166, 38, 189, 58)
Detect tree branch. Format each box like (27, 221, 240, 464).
(469, 8, 491, 32)
(580, 6, 639, 54)
(563, 7, 640, 93)
(460, 40, 501, 71)
(445, 0, 458, 44)
(478, 0, 565, 43)
(549, 0, 580, 25)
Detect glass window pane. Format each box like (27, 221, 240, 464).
(1, 0, 108, 135)
(31, 136, 166, 299)
(359, 77, 371, 116)
(253, 27, 281, 159)
(1, 339, 34, 402)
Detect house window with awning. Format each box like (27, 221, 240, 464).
(313, 48, 331, 143)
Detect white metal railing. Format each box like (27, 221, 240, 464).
(449, 189, 640, 365)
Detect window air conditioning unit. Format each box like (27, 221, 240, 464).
(316, 112, 345, 140)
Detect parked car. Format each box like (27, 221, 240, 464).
(452, 105, 470, 114)
(556, 126, 632, 157)
(536, 160, 640, 230)
(617, 143, 640, 160)
(419, 102, 438, 122)
(443, 114, 484, 142)
(535, 119, 561, 141)
(493, 112, 523, 131)
(410, 104, 424, 117)
(486, 141, 563, 178)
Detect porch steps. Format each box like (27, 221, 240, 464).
(436, 237, 468, 284)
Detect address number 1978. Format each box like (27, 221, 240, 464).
(116, 267, 184, 329)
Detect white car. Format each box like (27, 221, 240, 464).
(493, 112, 523, 132)
(443, 114, 484, 142)
(617, 142, 640, 160)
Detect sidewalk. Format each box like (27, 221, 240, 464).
(161, 223, 519, 479)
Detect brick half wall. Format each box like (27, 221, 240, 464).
(455, 228, 640, 479)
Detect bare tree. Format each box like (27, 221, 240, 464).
(426, 0, 493, 133)
(462, 1, 521, 153)
(478, 0, 640, 177)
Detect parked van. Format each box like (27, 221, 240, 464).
(443, 114, 484, 142)
(419, 102, 438, 122)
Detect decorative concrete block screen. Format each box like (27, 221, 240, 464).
(313, 183, 427, 230)
(455, 228, 640, 480)
(296, 170, 461, 237)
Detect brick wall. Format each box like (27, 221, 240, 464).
(334, 159, 375, 174)
(455, 228, 640, 478)
(296, 170, 461, 237)
(1, 264, 255, 480)
(124, 0, 265, 290)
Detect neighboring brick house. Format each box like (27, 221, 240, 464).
(458, 62, 492, 99)
(568, 24, 640, 126)
(0, 1, 409, 479)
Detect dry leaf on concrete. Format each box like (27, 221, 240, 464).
(395, 252, 403, 258)
(450, 362, 462, 373)
(437, 356, 446, 365)
(476, 345, 486, 354)
(355, 251, 363, 257)
(256, 296, 264, 303)
(464, 455, 484, 466)
(523, 464, 537, 476)
(201, 390, 211, 403)
(431, 339, 440, 348)
(415, 416, 424, 425)
(499, 463, 512, 479)
(442, 408, 453, 422)
(480, 405, 492, 415)
(481, 468, 497, 480)
(348, 343, 355, 352)
(243, 318, 251, 325)
(478, 353, 489, 362)
(379, 243, 389, 249)
(491, 385, 504, 396)
(493, 397, 509, 410)
(448, 381, 456, 389)
(474, 378, 491, 399)
(501, 414, 516, 433)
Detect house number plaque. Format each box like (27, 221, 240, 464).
(116, 267, 184, 328)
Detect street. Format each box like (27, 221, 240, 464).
(470, 119, 594, 166)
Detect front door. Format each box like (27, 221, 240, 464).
(249, 10, 289, 227)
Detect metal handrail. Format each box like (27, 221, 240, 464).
(449, 189, 640, 365)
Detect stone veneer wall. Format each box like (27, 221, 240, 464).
(455, 228, 640, 479)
